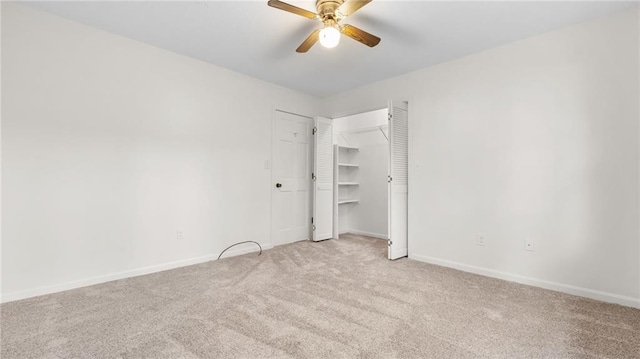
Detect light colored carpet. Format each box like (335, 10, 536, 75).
(2, 234, 639, 358)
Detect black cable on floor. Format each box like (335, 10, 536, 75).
(217, 241, 263, 260)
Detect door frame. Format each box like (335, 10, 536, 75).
(270, 108, 315, 247)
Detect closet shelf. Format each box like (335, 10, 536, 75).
(338, 182, 359, 186)
(338, 199, 359, 205)
(338, 145, 359, 151)
(338, 163, 359, 168)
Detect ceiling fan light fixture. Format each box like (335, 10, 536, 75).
(319, 25, 341, 48)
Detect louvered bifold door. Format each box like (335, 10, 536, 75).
(312, 117, 334, 241)
(388, 101, 409, 259)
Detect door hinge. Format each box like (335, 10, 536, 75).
(388, 239, 393, 246)
(312, 173, 316, 181)
(311, 217, 314, 224)
(388, 175, 393, 183)
(388, 113, 393, 121)
(312, 127, 317, 135)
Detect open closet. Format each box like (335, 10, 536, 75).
(311, 101, 407, 259)
(332, 109, 389, 241)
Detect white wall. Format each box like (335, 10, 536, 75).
(334, 109, 389, 238)
(323, 9, 640, 308)
(1, 4, 320, 302)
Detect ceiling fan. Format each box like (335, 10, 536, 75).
(267, 0, 381, 53)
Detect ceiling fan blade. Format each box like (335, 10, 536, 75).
(335, 0, 372, 19)
(341, 24, 380, 47)
(296, 29, 320, 53)
(268, 0, 318, 20)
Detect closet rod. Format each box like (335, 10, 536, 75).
(340, 124, 388, 135)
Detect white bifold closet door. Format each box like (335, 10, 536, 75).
(312, 117, 334, 241)
(388, 101, 408, 259)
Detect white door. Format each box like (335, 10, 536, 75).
(312, 117, 333, 241)
(388, 101, 408, 259)
(272, 110, 313, 246)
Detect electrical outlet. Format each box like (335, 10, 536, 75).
(476, 235, 485, 246)
(524, 238, 534, 251)
(177, 229, 184, 241)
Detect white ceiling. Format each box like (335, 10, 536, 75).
(22, 1, 637, 97)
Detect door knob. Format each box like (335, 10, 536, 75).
(276, 183, 282, 188)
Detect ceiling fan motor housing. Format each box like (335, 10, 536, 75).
(316, 0, 344, 19)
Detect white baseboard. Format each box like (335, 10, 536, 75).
(0, 243, 271, 304)
(342, 229, 388, 240)
(409, 253, 640, 309)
